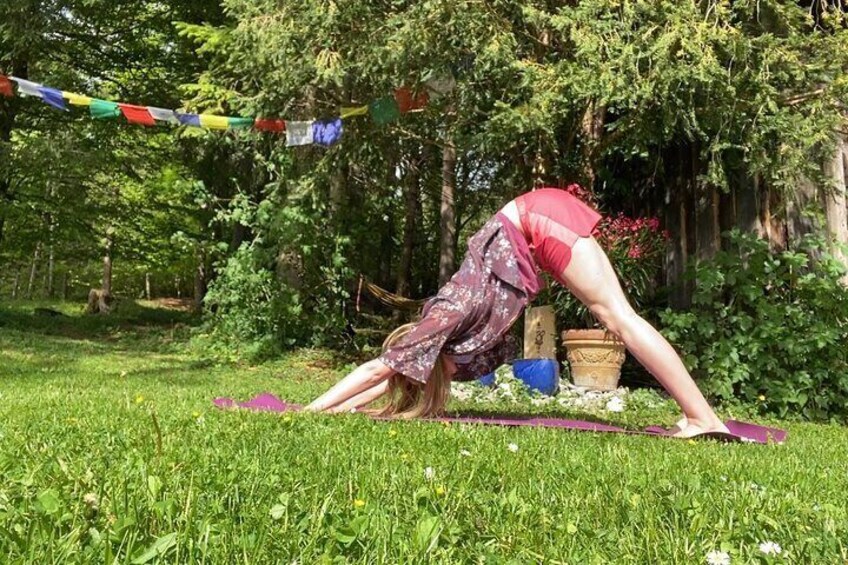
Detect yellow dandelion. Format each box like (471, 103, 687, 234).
(388, 429, 397, 437)
(400, 453, 410, 461)
(353, 499, 366, 508)
(135, 395, 144, 404)
(758, 395, 766, 402)
(688, 439, 697, 445)
(435, 485, 446, 496)
(192, 411, 201, 418)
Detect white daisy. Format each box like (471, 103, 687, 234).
(507, 443, 519, 453)
(758, 541, 782, 555)
(424, 467, 435, 480)
(459, 449, 471, 457)
(605, 397, 625, 412)
(705, 550, 730, 565)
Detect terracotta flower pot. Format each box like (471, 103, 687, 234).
(562, 329, 626, 391)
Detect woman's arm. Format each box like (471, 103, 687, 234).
(305, 359, 395, 412)
(327, 380, 389, 413)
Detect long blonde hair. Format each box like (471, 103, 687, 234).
(377, 323, 452, 419)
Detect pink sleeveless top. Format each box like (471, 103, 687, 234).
(514, 188, 602, 281)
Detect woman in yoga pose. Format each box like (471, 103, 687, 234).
(305, 186, 728, 438)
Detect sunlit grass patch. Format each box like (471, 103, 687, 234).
(0, 300, 846, 563)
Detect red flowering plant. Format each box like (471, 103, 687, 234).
(550, 203, 671, 329)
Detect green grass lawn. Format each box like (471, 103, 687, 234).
(0, 300, 846, 564)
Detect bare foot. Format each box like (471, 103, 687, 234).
(671, 418, 730, 438)
(666, 416, 689, 436)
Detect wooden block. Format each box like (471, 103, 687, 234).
(524, 305, 556, 359)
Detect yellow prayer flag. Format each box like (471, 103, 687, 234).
(198, 114, 230, 130)
(340, 105, 368, 119)
(63, 91, 92, 106)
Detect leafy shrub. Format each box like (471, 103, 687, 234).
(198, 245, 307, 361)
(197, 189, 355, 361)
(660, 230, 848, 422)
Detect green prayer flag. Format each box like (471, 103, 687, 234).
(227, 117, 255, 129)
(90, 99, 120, 119)
(369, 96, 400, 125)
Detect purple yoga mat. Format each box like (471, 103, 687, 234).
(212, 393, 787, 444)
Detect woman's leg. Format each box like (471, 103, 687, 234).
(560, 236, 727, 435)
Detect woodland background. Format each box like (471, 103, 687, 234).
(3, 0, 848, 417)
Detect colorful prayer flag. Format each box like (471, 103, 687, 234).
(89, 99, 121, 119)
(340, 105, 368, 119)
(254, 118, 286, 132)
(228, 117, 255, 129)
(119, 104, 155, 126)
(0, 76, 13, 98)
(11, 77, 43, 98)
(312, 118, 343, 146)
(394, 88, 428, 113)
(369, 96, 401, 125)
(63, 92, 92, 106)
(148, 107, 178, 124)
(176, 113, 201, 127)
(199, 114, 229, 130)
(38, 87, 67, 111)
(285, 121, 314, 146)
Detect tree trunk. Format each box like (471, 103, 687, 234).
(62, 271, 69, 300)
(11, 271, 20, 299)
(230, 223, 249, 252)
(580, 101, 606, 190)
(26, 242, 42, 299)
(102, 233, 113, 299)
(194, 248, 207, 312)
(786, 176, 820, 248)
(330, 159, 349, 226)
(46, 245, 55, 298)
(761, 181, 787, 251)
(695, 183, 721, 262)
(0, 60, 26, 246)
(89, 232, 115, 314)
(824, 134, 848, 284)
(145, 272, 152, 300)
(438, 135, 458, 286)
(396, 150, 422, 298)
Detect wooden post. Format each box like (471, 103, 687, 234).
(524, 306, 557, 359)
(145, 272, 152, 300)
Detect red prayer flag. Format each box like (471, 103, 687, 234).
(119, 104, 156, 126)
(394, 88, 429, 113)
(0, 75, 13, 97)
(254, 118, 286, 132)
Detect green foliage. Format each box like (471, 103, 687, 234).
(199, 245, 303, 360)
(660, 231, 848, 422)
(199, 185, 355, 359)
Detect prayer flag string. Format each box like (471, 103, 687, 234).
(0, 74, 451, 147)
